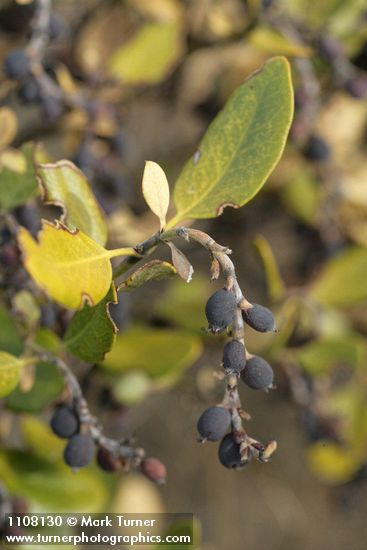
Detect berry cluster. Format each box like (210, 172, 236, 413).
(197, 282, 277, 469)
(49, 403, 166, 483)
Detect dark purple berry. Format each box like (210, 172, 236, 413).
(242, 304, 275, 333)
(223, 340, 246, 374)
(3, 49, 30, 80)
(205, 288, 237, 333)
(97, 447, 123, 472)
(41, 97, 63, 121)
(241, 356, 274, 390)
(50, 405, 79, 439)
(64, 433, 95, 468)
(304, 135, 331, 162)
(218, 433, 244, 469)
(197, 406, 231, 441)
(141, 457, 167, 484)
(18, 78, 40, 103)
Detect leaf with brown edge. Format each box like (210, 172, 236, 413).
(118, 260, 177, 291)
(0, 352, 36, 398)
(166, 242, 193, 283)
(37, 160, 108, 246)
(167, 57, 294, 226)
(17, 221, 139, 310)
(64, 284, 118, 362)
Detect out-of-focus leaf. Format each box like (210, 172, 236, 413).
(64, 284, 118, 362)
(111, 474, 165, 513)
(5, 361, 64, 412)
(34, 328, 62, 354)
(253, 234, 285, 301)
(108, 21, 184, 85)
(0, 303, 24, 355)
(19, 416, 66, 463)
(167, 242, 194, 283)
(128, 0, 183, 22)
(101, 326, 202, 385)
(0, 143, 38, 209)
(0, 107, 17, 149)
(0, 450, 108, 512)
(307, 442, 361, 484)
(38, 160, 108, 246)
(155, 275, 209, 331)
(13, 289, 40, 330)
(75, 5, 129, 76)
(118, 260, 177, 291)
(113, 370, 151, 405)
(169, 57, 294, 225)
(294, 334, 367, 376)
(141, 161, 170, 230)
(309, 247, 367, 307)
(248, 26, 312, 57)
(280, 171, 320, 226)
(0, 352, 28, 397)
(18, 221, 138, 309)
(155, 516, 201, 550)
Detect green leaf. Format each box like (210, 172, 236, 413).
(0, 143, 38, 209)
(142, 161, 170, 230)
(154, 517, 201, 550)
(309, 247, 367, 307)
(253, 234, 285, 301)
(0, 351, 24, 397)
(38, 160, 108, 246)
(5, 361, 64, 412)
(64, 284, 118, 362)
(101, 326, 202, 384)
(118, 260, 177, 291)
(19, 416, 65, 463)
(294, 334, 367, 376)
(0, 450, 108, 511)
(0, 303, 24, 355)
(168, 57, 294, 225)
(108, 21, 183, 85)
(280, 171, 320, 226)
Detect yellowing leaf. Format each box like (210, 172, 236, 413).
(38, 160, 108, 246)
(307, 442, 361, 485)
(108, 21, 183, 85)
(253, 234, 285, 302)
(142, 161, 170, 229)
(168, 57, 294, 225)
(248, 26, 312, 57)
(0, 352, 26, 397)
(0, 107, 17, 149)
(18, 221, 139, 310)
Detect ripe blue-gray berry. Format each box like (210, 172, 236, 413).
(50, 405, 79, 439)
(223, 340, 246, 374)
(3, 49, 30, 79)
(242, 303, 275, 333)
(205, 288, 237, 333)
(64, 433, 95, 468)
(241, 356, 274, 390)
(197, 406, 231, 441)
(218, 433, 244, 469)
